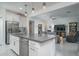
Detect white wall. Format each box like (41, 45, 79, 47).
(0, 18, 5, 47)
(46, 19, 54, 32)
(0, 8, 6, 46)
(18, 15, 27, 27)
(6, 11, 19, 22)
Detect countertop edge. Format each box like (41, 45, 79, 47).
(10, 33, 56, 43)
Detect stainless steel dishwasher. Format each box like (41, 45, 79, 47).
(20, 38, 29, 56)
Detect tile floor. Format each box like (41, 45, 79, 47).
(0, 45, 16, 56)
(56, 41, 79, 56)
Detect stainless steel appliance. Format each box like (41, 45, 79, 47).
(5, 21, 19, 45)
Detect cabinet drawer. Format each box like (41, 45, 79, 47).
(29, 40, 40, 48)
(29, 45, 38, 51)
(29, 46, 38, 56)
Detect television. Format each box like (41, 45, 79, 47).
(54, 25, 65, 31)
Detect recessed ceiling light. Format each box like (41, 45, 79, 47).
(66, 11, 71, 13)
(19, 8, 23, 10)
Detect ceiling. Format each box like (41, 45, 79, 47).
(0, 2, 59, 15)
(31, 3, 79, 20)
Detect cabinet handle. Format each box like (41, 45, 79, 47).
(14, 41, 15, 46)
(30, 48, 35, 51)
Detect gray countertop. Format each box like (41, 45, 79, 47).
(11, 33, 56, 43)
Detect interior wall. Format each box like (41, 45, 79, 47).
(6, 11, 21, 25)
(46, 19, 54, 32)
(31, 18, 55, 34)
(52, 17, 79, 35)
(0, 8, 6, 46)
(18, 15, 27, 27)
(34, 20, 46, 34)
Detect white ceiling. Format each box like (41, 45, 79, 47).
(31, 3, 79, 20)
(0, 2, 59, 15)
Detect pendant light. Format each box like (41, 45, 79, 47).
(25, 11, 27, 16)
(32, 7, 35, 13)
(31, 2, 35, 13)
(43, 2, 46, 9)
(24, 4, 28, 16)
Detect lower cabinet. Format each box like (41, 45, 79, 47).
(14, 37, 20, 55)
(29, 40, 39, 56)
(10, 35, 20, 55)
(29, 46, 38, 56)
(10, 35, 55, 56)
(29, 39, 55, 56)
(10, 35, 29, 56)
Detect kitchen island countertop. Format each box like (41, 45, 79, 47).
(10, 33, 56, 43)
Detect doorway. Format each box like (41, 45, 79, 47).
(29, 20, 34, 34)
(38, 24, 42, 34)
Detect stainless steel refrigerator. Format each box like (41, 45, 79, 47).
(5, 21, 19, 45)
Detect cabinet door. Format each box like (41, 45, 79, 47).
(29, 40, 39, 56)
(10, 35, 15, 51)
(29, 46, 38, 56)
(10, 35, 20, 55)
(14, 37, 20, 55)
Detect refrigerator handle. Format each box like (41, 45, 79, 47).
(14, 41, 15, 46)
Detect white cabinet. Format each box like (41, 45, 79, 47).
(10, 35, 55, 56)
(14, 37, 20, 55)
(29, 39, 55, 56)
(29, 40, 40, 56)
(29, 46, 38, 56)
(10, 35, 20, 55)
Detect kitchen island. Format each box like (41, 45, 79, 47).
(10, 33, 56, 56)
